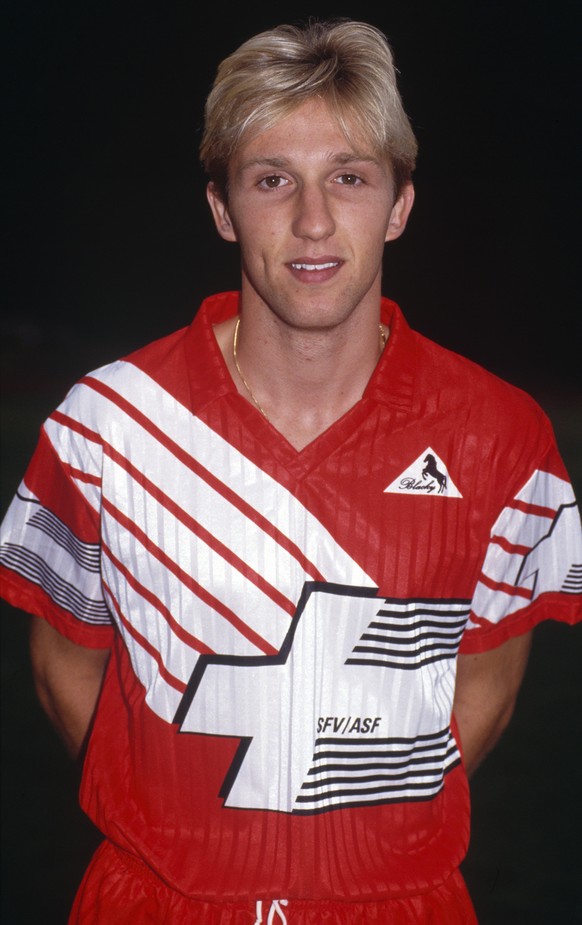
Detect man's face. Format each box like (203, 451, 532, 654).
(207, 97, 414, 332)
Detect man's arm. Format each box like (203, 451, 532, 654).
(29, 615, 111, 760)
(453, 631, 533, 778)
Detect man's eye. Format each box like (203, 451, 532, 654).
(259, 175, 288, 190)
(336, 174, 362, 186)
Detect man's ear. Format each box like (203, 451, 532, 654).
(385, 182, 415, 243)
(206, 182, 237, 242)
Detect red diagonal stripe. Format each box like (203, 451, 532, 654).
(478, 572, 532, 600)
(104, 444, 296, 617)
(102, 496, 278, 655)
(51, 409, 102, 444)
(104, 581, 187, 694)
(54, 404, 296, 614)
(104, 546, 215, 655)
(509, 499, 556, 518)
(491, 535, 532, 556)
(79, 374, 326, 581)
(64, 464, 101, 487)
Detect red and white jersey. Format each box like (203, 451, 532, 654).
(1, 292, 581, 901)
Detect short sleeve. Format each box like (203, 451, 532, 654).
(460, 417, 582, 654)
(0, 409, 115, 649)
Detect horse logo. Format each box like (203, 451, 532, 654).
(383, 447, 463, 497)
(422, 454, 447, 494)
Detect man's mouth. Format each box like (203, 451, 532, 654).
(290, 261, 340, 271)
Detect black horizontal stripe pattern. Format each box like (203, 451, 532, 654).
(562, 565, 582, 592)
(0, 543, 110, 625)
(345, 599, 469, 669)
(295, 728, 460, 812)
(29, 508, 101, 572)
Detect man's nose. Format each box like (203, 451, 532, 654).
(291, 184, 336, 241)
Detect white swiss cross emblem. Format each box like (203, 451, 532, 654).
(384, 447, 462, 497)
(175, 583, 386, 813)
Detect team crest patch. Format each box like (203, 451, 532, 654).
(384, 447, 462, 497)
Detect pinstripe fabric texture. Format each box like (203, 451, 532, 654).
(1, 292, 580, 905)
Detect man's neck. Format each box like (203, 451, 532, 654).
(214, 311, 387, 451)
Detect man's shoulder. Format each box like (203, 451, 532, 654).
(417, 329, 540, 405)
(56, 292, 238, 422)
(121, 290, 238, 378)
(123, 322, 193, 373)
(77, 324, 192, 392)
(402, 332, 554, 455)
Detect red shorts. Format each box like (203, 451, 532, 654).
(69, 840, 478, 924)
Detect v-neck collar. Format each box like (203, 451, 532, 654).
(184, 291, 417, 478)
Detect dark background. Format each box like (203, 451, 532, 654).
(1, 2, 581, 923)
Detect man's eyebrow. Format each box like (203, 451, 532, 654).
(332, 152, 381, 166)
(238, 156, 290, 172)
(237, 152, 382, 173)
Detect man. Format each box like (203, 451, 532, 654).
(1, 18, 580, 924)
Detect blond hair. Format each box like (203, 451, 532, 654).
(200, 19, 418, 198)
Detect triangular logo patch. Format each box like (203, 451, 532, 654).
(384, 447, 462, 497)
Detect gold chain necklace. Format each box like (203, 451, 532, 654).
(232, 317, 387, 420)
(232, 317, 268, 417)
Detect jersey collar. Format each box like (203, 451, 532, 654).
(185, 291, 417, 416)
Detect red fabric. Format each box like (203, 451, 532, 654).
(1, 291, 580, 910)
(70, 840, 478, 924)
(80, 640, 471, 900)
